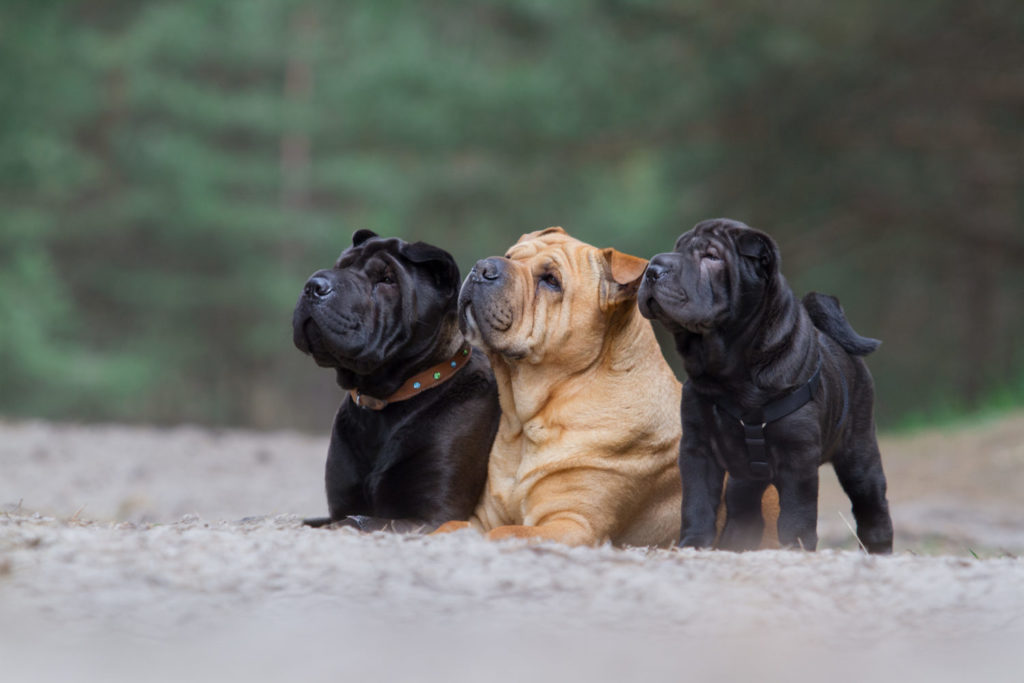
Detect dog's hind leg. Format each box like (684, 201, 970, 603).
(832, 439, 893, 554)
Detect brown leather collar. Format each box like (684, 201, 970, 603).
(349, 343, 473, 410)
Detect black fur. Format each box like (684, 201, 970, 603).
(639, 218, 893, 553)
(803, 292, 881, 357)
(292, 231, 501, 530)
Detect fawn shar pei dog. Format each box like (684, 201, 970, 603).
(434, 227, 682, 546)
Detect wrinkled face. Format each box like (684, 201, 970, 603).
(459, 227, 648, 366)
(292, 230, 459, 376)
(637, 218, 779, 335)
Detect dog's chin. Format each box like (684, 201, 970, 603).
(645, 300, 717, 336)
(641, 290, 691, 328)
(676, 311, 723, 335)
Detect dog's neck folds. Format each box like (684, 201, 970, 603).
(681, 276, 818, 404)
(488, 306, 660, 431)
(342, 319, 466, 402)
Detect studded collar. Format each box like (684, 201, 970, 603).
(349, 343, 473, 410)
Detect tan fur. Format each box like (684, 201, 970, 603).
(433, 227, 781, 548)
(760, 485, 781, 547)
(457, 228, 684, 547)
(715, 477, 781, 549)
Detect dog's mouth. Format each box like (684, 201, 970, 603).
(292, 315, 314, 355)
(644, 286, 688, 319)
(460, 302, 485, 347)
(459, 297, 529, 360)
(296, 314, 369, 370)
(297, 319, 336, 367)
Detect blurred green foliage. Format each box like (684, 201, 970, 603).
(1, 0, 1022, 430)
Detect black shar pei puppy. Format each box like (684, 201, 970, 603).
(638, 218, 893, 553)
(293, 230, 501, 531)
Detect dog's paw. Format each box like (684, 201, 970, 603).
(678, 533, 715, 549)
(430, 520, 473, 535)
(486, 522, 597, 546)
(303, 516, 368, 530)
(486, 525, 541, 542)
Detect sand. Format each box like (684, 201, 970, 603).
(2, 415, 1023, 682)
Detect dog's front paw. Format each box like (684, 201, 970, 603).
(678, 533, 715, 549)
(303, 515, 366, 530)
(430, 520, 473, 535)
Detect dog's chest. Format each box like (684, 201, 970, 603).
(705, 403, 822, 477)
(707, 418, 746, 472)
(487, 424, 557, 523)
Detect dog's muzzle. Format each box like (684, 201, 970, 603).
(302, 270, 334, 302)
(470, 257, 508, 285)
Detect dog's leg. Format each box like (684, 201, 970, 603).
(759, 485, 781, 548)
(775, 473, 819, 550)
(717, 478, 770, 551)
(485, 519, 596, 546)
(679, 448, 725, 549)
(430, 520, 475, 535)
(832, 440, 893, 554)
(302, 515, 384, 531)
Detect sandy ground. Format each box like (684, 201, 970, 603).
(2, 414, 1023, 682)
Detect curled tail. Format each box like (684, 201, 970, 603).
(802, 292, 881, 356)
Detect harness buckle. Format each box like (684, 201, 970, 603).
(740, 420, 772, 480)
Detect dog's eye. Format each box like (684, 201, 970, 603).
(539, 272, 561, 292)
(702, 251, 721, 262)
(377, 269, 396, 285)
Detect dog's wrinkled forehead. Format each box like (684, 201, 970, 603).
(674, 218, 752, 254)
(505, 226, 578, 261)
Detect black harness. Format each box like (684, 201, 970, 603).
(710, 360, 823, 481)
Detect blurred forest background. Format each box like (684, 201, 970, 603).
(1, 0, 1021, 432)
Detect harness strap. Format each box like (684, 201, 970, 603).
(712, 360, 822, 480)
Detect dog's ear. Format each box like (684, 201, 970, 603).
(352, 229, 378, 246)
(601, 247, 649, 307)
(736, 228, 780, 278)
(398, 241, 461, 295)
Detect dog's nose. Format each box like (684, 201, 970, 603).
(476, 257, 506, 282)
(304, 273, 333, 299)
(645, 258, 669, 282)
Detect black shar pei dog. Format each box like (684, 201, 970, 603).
(638, 218, 893, 553)
(293, 230, 501, 531)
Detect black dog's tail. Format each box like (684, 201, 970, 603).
(802, 292, 881, 356)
